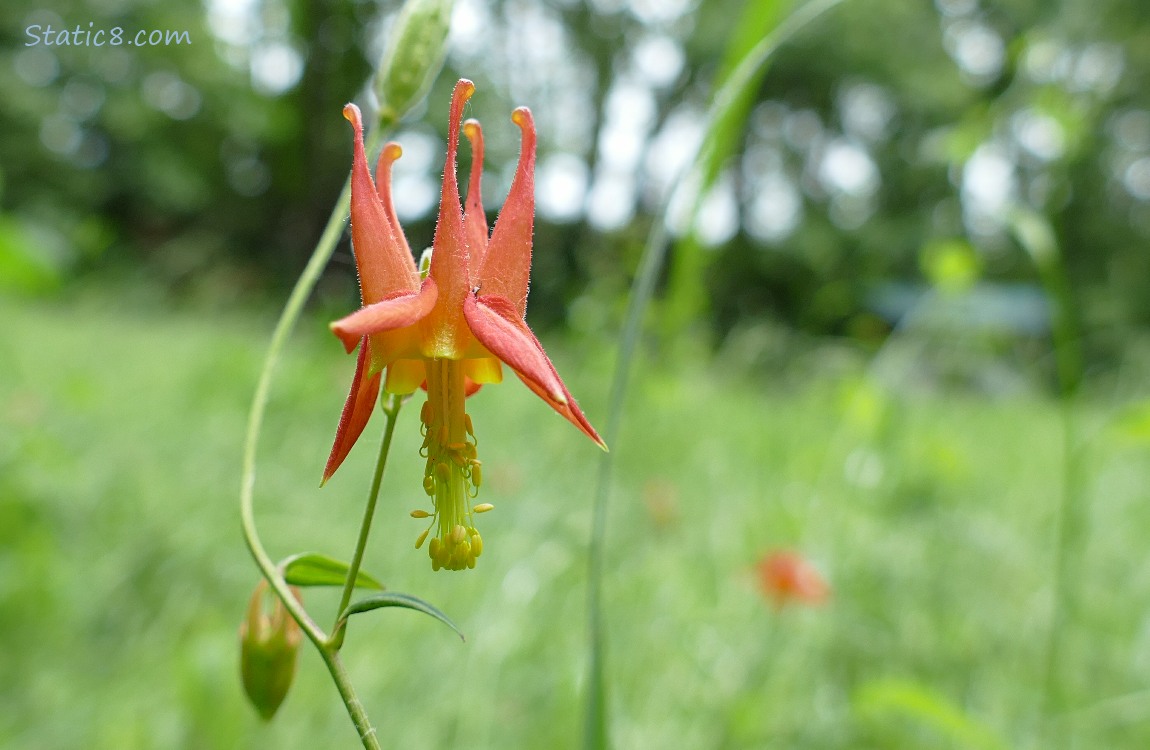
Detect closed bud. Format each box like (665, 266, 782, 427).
(374, 0, 454, 124)
(239, 580, 303, 721)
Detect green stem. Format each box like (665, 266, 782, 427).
(240, 174, 356, 648)
(331, 394, 403, 650)
(239, 124, 387, 750)
(583, 214, 668, 750)
(1041, 400, 1079, 725)
(581, 3, 847, 748)
(321, 649, 382, 750)
(1008, 208, 1084, 743)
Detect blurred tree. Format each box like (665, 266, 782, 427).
(2, 0, 1148, 371)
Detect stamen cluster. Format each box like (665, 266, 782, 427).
(411, 377, 491, 570)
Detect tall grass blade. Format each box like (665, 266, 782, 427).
(581, 2, 847, 747)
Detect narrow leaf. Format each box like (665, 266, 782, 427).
(279, 553, 385, 590)
(337, 592, 464, 641)
(582, 3, 848, 748)
(854, 678, 1012, 750)
(664, 0, 846, 332)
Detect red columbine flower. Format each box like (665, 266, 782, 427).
(755, 550, 830, 609)
(324, 79, 605, 571)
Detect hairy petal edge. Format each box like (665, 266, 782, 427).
(322, 337, 382, 484)
(463, 293, 606, 448)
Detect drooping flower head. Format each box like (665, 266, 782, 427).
(325, 80, 605, 571)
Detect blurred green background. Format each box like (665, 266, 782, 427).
(4, 0, 1150, 747)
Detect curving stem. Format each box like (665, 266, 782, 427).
(331, 393, 404, 650)
(240, 123, 392, 750)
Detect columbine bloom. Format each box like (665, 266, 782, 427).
(755, 550, 829, 609)
(324, 79, 605, 571)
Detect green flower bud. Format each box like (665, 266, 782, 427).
(374, 0, 454, 124)
(239, 580, 302, 721)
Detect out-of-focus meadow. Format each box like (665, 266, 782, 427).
(4, 0, 1150, 747)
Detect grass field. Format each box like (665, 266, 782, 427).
(3, 291, 1150, 749)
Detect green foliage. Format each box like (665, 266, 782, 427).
(280, 552, 385, 590)
(337, 592, 465, 643)
(6, 294, 1150, 747)
(0, 215, 61, 294)
(920, 239, 982, 294)
(2, 0, 1148, 374)
(854, 678, 1012, 750)
(0, 0, 374, 292)
(663, 0, 795, 334)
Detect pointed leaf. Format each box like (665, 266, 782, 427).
(337, 592, 464, 641)
(854, 678, 1011, 750)
(279, 553, 385, 590)
(663, 0, 847, 333)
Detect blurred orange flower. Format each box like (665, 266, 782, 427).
(755, 550, 830, 609)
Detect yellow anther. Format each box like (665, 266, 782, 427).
(415, 528, 429, 549)
(473, 503, 494, 513)
(414, 362, 490, 572)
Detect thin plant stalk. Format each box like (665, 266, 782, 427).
(331, 394, 404, 650)
(240, 123, 394, 750)
(580, 2, 846, 747)
(1010, 209, 1085, 738)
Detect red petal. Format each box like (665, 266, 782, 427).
(322, 337, 382, 484)
(374, 142, 413, 261)
(464, 293, 606, 448)
(342, 104, 419, 302)
(478, 107, 536, 318)
(330, 277, 437, 353)
(462, 119, 489, 269)
(425, 80, 476, 358)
